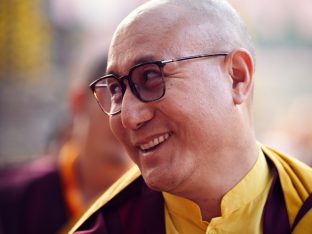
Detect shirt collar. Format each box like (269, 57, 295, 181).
(221, 149, 271, 214)
(163, 148, 271, 223)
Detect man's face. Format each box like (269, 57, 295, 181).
(108, 15, 236, 194)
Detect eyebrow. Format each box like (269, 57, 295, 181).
(106, 55, 161, 77)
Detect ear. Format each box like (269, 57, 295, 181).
(69, 87, 88, 115)
(225, 48, 254, 105)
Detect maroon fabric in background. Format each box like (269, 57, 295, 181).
(0, 157, 70, 234)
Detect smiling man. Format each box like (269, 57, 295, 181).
(69, 0, 312, 233)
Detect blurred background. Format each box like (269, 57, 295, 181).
(0, 0, 311, 167)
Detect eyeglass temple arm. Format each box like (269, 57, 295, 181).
(161, 53, 229, 64)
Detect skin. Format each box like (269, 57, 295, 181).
(69, 65, 132, 203)
(108, 0, 258, 220)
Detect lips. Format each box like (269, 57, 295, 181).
(139, 133, 170, 152)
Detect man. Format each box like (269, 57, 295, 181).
(0, 56, 132, 234)
(70, 0, 312, 233)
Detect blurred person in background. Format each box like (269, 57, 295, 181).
(0, 55, 133, 234)
(44, 105, 73, 157)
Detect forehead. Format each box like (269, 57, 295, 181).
(107, 4, 208, 74)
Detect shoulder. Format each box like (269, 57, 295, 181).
(69, 166, 144, 233)
(260, 143, 312, 194)
(259, 143, 312, 228)
(69, 166, 165, 234)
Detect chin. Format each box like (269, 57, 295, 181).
(142, 170, 179, 192)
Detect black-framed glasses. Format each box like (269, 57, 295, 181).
(90, 52, 229, 116)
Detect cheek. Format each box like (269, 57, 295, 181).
(110, 117, 140, 164)
(163, 78, 229, 139)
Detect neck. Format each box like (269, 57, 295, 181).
(173, 140, 259, 221)
(198, 198, 222, 221)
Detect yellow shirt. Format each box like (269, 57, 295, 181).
(164, 150, 273, 234)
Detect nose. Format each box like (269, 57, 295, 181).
(120, 86, 154, 130)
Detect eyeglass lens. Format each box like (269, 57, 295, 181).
(94, 63, 165, 114)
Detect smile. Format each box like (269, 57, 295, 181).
(139, 133, 170, 152)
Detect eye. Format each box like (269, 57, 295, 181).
(108, 82, 121, 95)
(107, 81, 123, 103)
(131, 63, 164, 91)
(140, 66, 162, 88)
(143, 70, 161, 82)
(141, 69, 163, 89)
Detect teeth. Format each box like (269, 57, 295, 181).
(140, 133, 169, 151)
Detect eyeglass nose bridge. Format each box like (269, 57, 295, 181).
(118, 74, 143, 104)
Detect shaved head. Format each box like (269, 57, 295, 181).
(109, 0, 255, 68)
